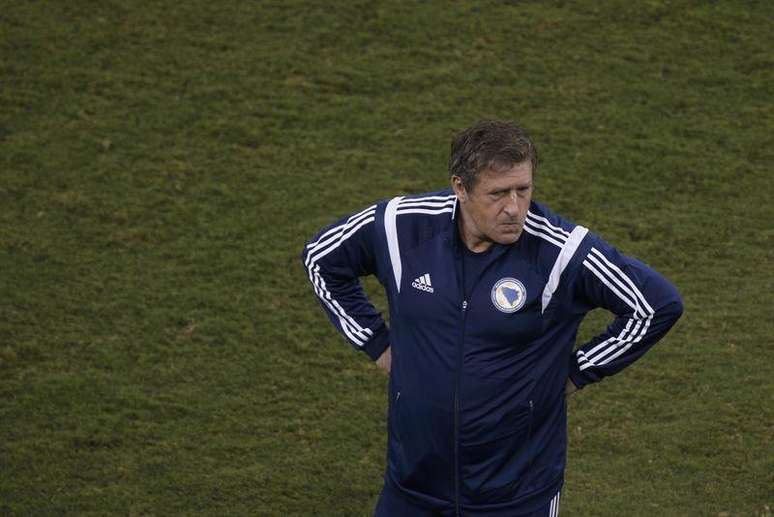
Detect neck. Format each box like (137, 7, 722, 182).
(457, 213, 493, 253)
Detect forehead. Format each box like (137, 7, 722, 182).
(474, 162, 533, 191)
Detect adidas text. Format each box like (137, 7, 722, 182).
(412, 281, 434, 293)
(412, 273, 434, 293)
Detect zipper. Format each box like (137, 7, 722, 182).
(526, 399, 535, 472)
(452, 239, 519, 514)
(454, 298, 467, 517)
(453, 235, 504, 516)
(395, 391, 401, 440)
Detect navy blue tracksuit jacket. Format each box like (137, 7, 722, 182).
(302, 190, 683, 515)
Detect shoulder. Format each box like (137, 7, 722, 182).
(392, 189, 457, 216)
(386, 189, 457, 223)
(523, 201, 581, 249)
(381, 189, 456, 251)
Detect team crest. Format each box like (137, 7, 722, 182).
(491, 277, 527, 313)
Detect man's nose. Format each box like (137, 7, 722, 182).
(503, 192, 520, 216)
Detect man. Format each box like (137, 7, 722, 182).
(301, 121, 683, 516)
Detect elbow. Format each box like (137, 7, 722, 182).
(673, 295, 684, 322)
(665, 287, 684, 324)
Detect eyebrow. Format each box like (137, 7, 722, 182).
(489, 184, 531, 195)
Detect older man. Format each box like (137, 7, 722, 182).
(301, 120, 683, 516)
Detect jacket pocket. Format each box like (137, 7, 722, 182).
(392, 389, 402, 442)
(388, 377, 402, 444)
(387, 388, 457, 501)
(459, 401, 535, 503)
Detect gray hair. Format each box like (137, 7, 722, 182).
(448, 120, 538, 191)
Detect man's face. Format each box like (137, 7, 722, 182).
(452, 161, 534, 249)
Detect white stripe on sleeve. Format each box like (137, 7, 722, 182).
(305, 205, 376, 250)
(527, 211, 570, 238)
(524, 223, 565, 248)
(578, 247, 655, 370)
(303, 208, 379, 347)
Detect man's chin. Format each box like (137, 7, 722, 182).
(494, 230, 523, 244)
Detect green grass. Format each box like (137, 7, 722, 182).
(1, 1, 772, 515)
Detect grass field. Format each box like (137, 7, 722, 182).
(1, 1, 772, 515)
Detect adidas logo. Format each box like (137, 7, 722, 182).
(411, 273, 434, 293)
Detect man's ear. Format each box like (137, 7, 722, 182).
(451, 175, 467, 202)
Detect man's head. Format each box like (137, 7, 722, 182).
(449, 121, 537, 251)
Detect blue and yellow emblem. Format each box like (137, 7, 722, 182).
(491, 277, 527, 313)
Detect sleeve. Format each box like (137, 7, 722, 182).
(300, 203, 390, 361)
(568, 235, 684, 389)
